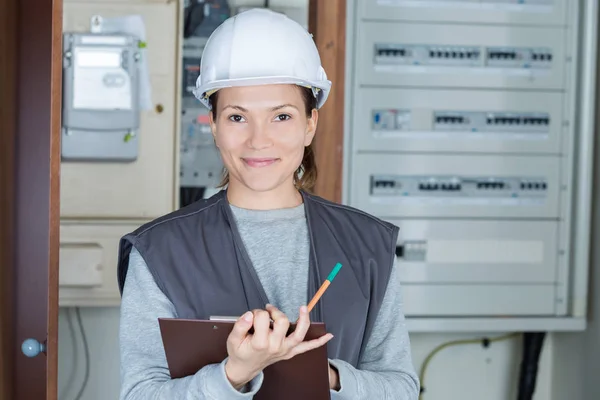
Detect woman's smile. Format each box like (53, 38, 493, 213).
(242, 157, 280, 168)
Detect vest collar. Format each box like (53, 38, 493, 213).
(218, 188, 325, 321)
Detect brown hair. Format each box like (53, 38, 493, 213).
(209, 86, 318, 192)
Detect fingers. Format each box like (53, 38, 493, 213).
(229, 311, 254, 345)
(266, 304, 290, 347)
(285, 305, 310, 346)
(286, 333, 334, 360)
(250, 309, 271, 350)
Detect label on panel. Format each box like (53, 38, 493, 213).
(353, 87, 563, 154)
(350, 154, 560, 218)
(357, 22, 566, 90)
(360, 0, 566, 26)
(390, 219, 558, 284)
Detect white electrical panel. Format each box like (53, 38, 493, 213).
(351, 154, 559, 219)
(344, 0, 594, 329)
(353, 88, 563, 154)
(358, 22, 566, 90)
(360, 0, 567, 26)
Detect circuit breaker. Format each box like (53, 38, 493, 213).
(352, 154, 559, 219)
(343, 0, 594, 327)
(358, 22, 565, 90)
(355, 88, 562, 154)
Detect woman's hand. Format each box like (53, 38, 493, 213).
(224, 304, 333, 390)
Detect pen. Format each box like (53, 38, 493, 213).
(307, 262, 343, 312)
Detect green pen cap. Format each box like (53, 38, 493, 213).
(327, 262, 343, 282)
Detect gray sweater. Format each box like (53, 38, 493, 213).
(119, 203, 420, 399)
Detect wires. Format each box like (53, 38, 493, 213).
(59, 309, 78, 399)
(418, 332, 520, 399)
(517, 332, 546, 400)
(73, 307, 91, 400)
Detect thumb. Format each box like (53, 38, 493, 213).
(229, 311, 254, 344)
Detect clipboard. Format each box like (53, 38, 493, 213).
(158, 317, 331, 400)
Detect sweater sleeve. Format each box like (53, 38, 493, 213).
(119, 246, 264, 400)
(328, 256, 421, 399)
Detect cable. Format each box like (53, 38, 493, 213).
(418, 332, 520, 399)
(517, 332, 546, 400)
(58, 308, 78, 400)
(73, 307, 90, 400)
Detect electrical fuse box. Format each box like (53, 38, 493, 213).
(343, 0, 594, 328)
(353, 87, 563, 154)
(358, 21, 566, 90)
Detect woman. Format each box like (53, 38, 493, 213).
(117, 8, 420, 399)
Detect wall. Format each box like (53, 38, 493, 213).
(56, 1, 597, 399)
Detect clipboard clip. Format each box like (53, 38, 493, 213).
(209, 315, 239, 322)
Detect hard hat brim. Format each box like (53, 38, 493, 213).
(193, 75, 332, 110)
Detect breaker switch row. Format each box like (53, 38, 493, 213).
(520, 181, 547, 190)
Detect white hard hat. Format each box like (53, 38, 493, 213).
(193, 8, 331, 110)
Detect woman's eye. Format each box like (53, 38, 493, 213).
(275, 114, 291, 122)
(228, 114, 245, 123)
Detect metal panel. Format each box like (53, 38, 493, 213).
(357, 21, 566, 90)
(391, 219, 558, 283)
(350, 153, 560, 218)
(359, 0, 567, 26)
(353, 87, 564, 155)
(401, 284, 556, 316)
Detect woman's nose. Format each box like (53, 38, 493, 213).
(247, 122, 273, 150)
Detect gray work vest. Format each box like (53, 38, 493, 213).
(117, 190, 398, 367)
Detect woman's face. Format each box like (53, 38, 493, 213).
(209, 84, 318, 194)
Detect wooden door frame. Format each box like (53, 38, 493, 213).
(1, 0, 62, 399)
(0, 0, 17, 397)
(309, 0, 346, 203)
